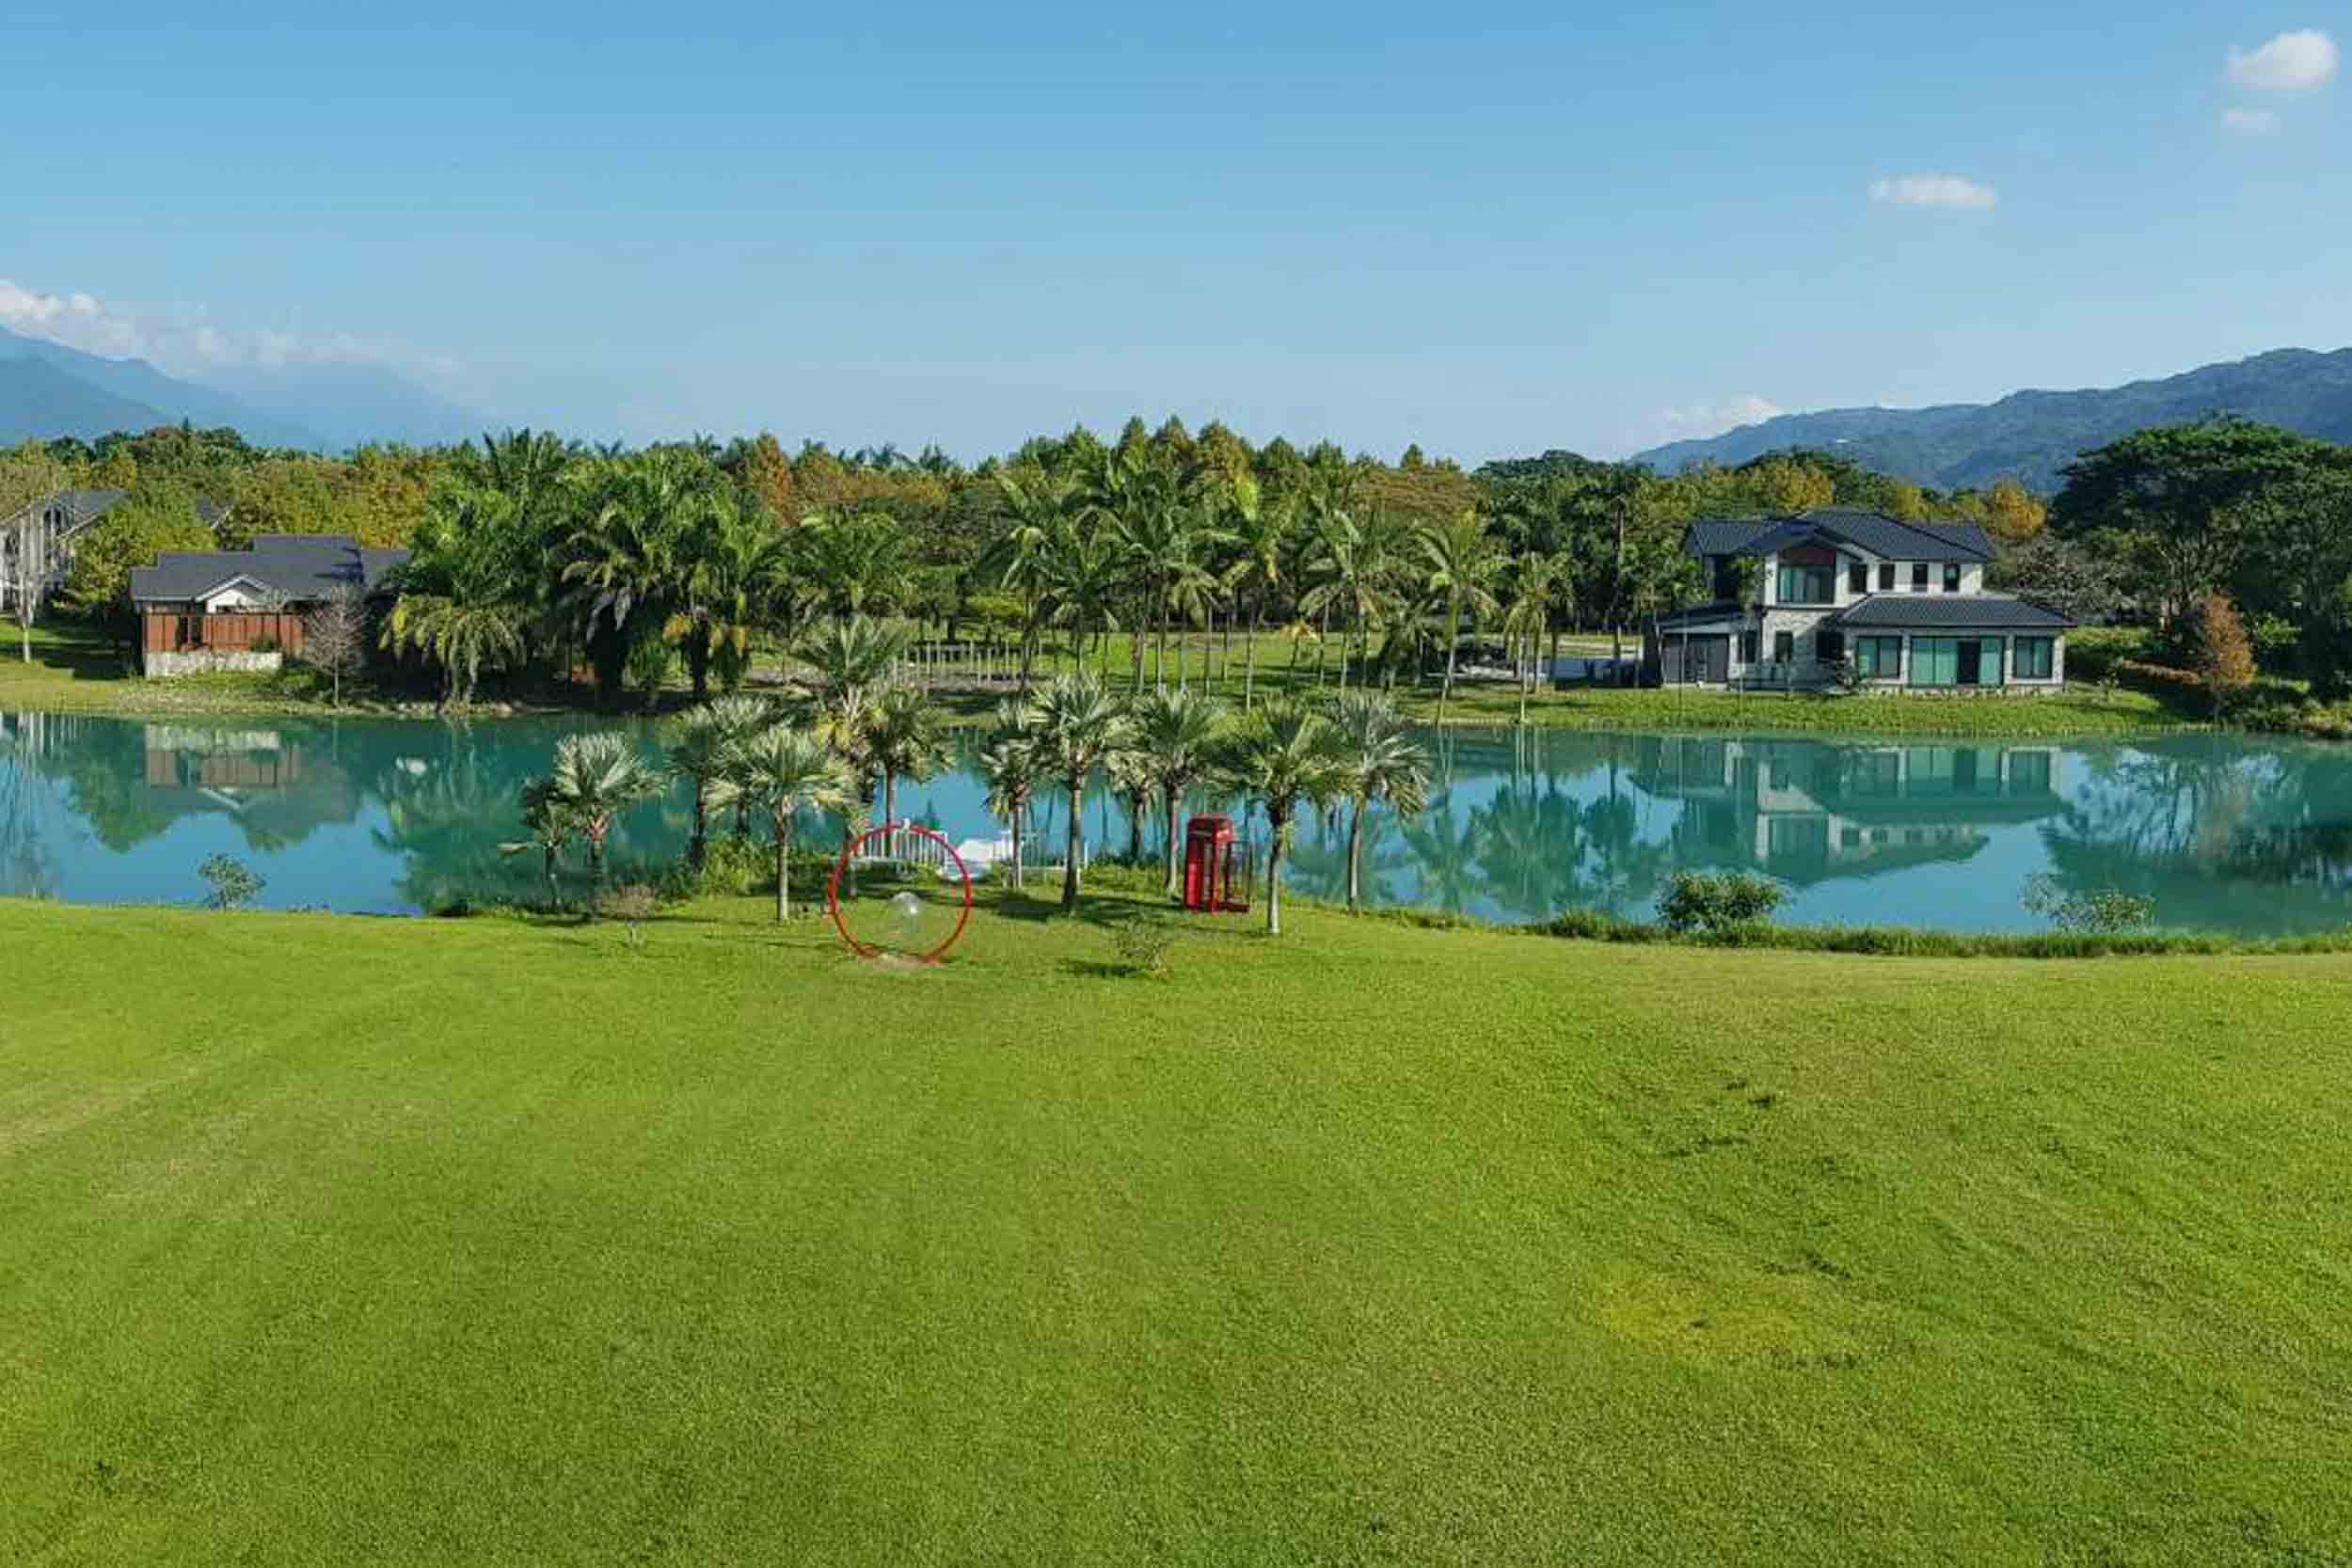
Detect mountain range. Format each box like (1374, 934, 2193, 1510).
(0, 325, 486, 452)
(1631, 348, 2352, 493)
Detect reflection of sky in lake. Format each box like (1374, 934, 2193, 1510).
(5, 709, 2351, 935)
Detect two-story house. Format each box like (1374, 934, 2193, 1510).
(1643, 508, 2070, 692)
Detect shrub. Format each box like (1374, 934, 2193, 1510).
(601, 883, 660, 947)
(2063, 626, 2152, 682)
(2021, 874, 2155, 934)
(1108, 916, 1181, 976)
(198, 854, 265, 911)
(249, 632, 281, 654)
(2189, 594, 2256, 713)
(1657, 871, 1785, 934)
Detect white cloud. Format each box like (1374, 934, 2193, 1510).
(1654, 395, 1785, 443)
(2227, 29, 2338, 92)
(2221, 107, 2284, 135)
(1868, 174, 1997, 211)
(0, 276, 452, 379)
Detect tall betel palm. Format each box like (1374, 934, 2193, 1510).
(1500, 550, 1570, 727)
(1420, 510, 1502, 726)
(1219, 699, 1352, 935)
(532, 731, 667, 906)
(1024, 672, 1134, 912)
(977, 699, 1043, 894)
(1329, 691, 1432, 911)
(733, 723, 856, 923)
(1130, 687, 1228, 897)
(864, 684, 949, 843)
(666, 702, 751, 866)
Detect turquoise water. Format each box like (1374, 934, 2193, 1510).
(4, 709, 2350, 934)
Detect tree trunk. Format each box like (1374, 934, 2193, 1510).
(1126, 794, 1145, 864)
(1009, 802, 1025, 893)
(686, 632, 711, 702)
(1060, 778, 1084, 911)
(1164, 783, 1184, 898)
(691, 784, 709, 867)
(773, 811, 793, 922)
(1264, 814, 1288, 935)
(1346, 798, 1366, 911)
(1245, 604, 1263, 709)
(587, 827, 609, 918)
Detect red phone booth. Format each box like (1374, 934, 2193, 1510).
(1182, 814, 1251, 912)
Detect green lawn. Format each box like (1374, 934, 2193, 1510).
(3, 893, 2348, 1564)
(4, 618, 2209, 737)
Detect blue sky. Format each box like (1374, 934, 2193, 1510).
(2, 2, 2343, 458)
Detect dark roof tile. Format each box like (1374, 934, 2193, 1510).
(131, 536, 409, 604)
(1828, 594, 2072, 630)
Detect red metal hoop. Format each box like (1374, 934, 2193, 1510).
(826, 821, 975, 964)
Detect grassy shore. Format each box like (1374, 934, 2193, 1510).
(3, 892, 2348, 1563)
(4, 620, 2205, 738)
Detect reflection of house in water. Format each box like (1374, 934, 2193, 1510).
(1635, 738, 2065, 884)
(144, 727, 303, 805)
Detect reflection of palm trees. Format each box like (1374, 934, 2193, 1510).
(1398, 794, 1482, 916)
(1470, 784, 1586, 922)
(0, 738, 62, 899)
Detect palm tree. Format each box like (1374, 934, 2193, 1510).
(732, 723, 856, 922)
(697, 693, 775, 841)
(797, 508, 915, 618)
(985, 469, 1078, 690)
(977, 699, 1043, 893)
(1222, 475, 1295, 709)
(1219, 699, 1352, 935)
(1108, 748, 1156, 865)
(798, 615, 909, 712)
(1500, 550, 1569, 727)
(561, 450, 705, 706)
(380, 487, 532, 711)
(500, 777, 575, 898)
(1024, 672, 1134, 911)
(864, 684, 949, 844)
(533, 731, 666, 906)
(1130, 687, 1228, 897)
(1329, 692, 1432, 911)
(665, 704, 746, 866)
(1420, 511, 1502, 725)
(670, 492, 791, 698)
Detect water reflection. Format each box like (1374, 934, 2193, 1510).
(4, 709, 2350, 934)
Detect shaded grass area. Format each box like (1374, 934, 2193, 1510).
(4, 894, 2350, 1564)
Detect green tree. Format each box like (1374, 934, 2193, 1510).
(1418, 511, 1502, 723)
(381, 488, 532, 710)
(1328, 692, 1432, 911)
(733, 723, 857, 922)
(1023, 672, 1134, 912)
(666, 703, 747, 866)
(1130, 687, 1229, 896)
(532, 732, 666, 907)
(1218, 699, 1352, 935)
(977, 699, 1044, 894)
(2190, 593, 2256, 715)
(865, 684, 949, 834)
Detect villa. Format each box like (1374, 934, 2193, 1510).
(130, 534, 408, 678)
(1643, 508, 2069, 691)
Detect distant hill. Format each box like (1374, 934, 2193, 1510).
(0, 356, 170, 442)
(1631, 348, 2352, 492)
(0, 326, 324, 449)
(196, 361, 487, 451)
(0, 325, 487, 451)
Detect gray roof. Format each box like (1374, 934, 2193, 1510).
(1687, 509, 1993, 563)
(132, 535, 410, 605)
(1828, 594, 2072, 630)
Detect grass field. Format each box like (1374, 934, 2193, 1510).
(3, 618, 2204, 739)
(4, 892, 2349, 1564)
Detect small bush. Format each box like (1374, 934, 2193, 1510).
(1108, 917, 1181, 976)
(602, 883, 660, 946)
(2063, 626, 2152, 682)
(2021, 874, 2155, 934)
(249, 632, 281, 654)
(1658, 872, 1785, 935)
(197, 854, 265, 911)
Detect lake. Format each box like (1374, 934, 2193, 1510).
(4, 709, 2350, 934)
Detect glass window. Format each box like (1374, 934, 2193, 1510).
(2013, 637, 2055, 679)
(1847, 561, 1867, 594)
(1817, 630, 1845, 664)
(1855, 636, 1902, 678)
(1877, 562, 1895, 592)
(1911, 562, 1930, 592)
(1978, 639, 2004, 686)
(2009, 750, 2054, 793)
(1773, 630, 1794, 662)
(1910, 636, 1960, 687)
(1739, 629, 1759, 663)
(1943, 562, 1963, 593)
(1776, 563, 1836, 604)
